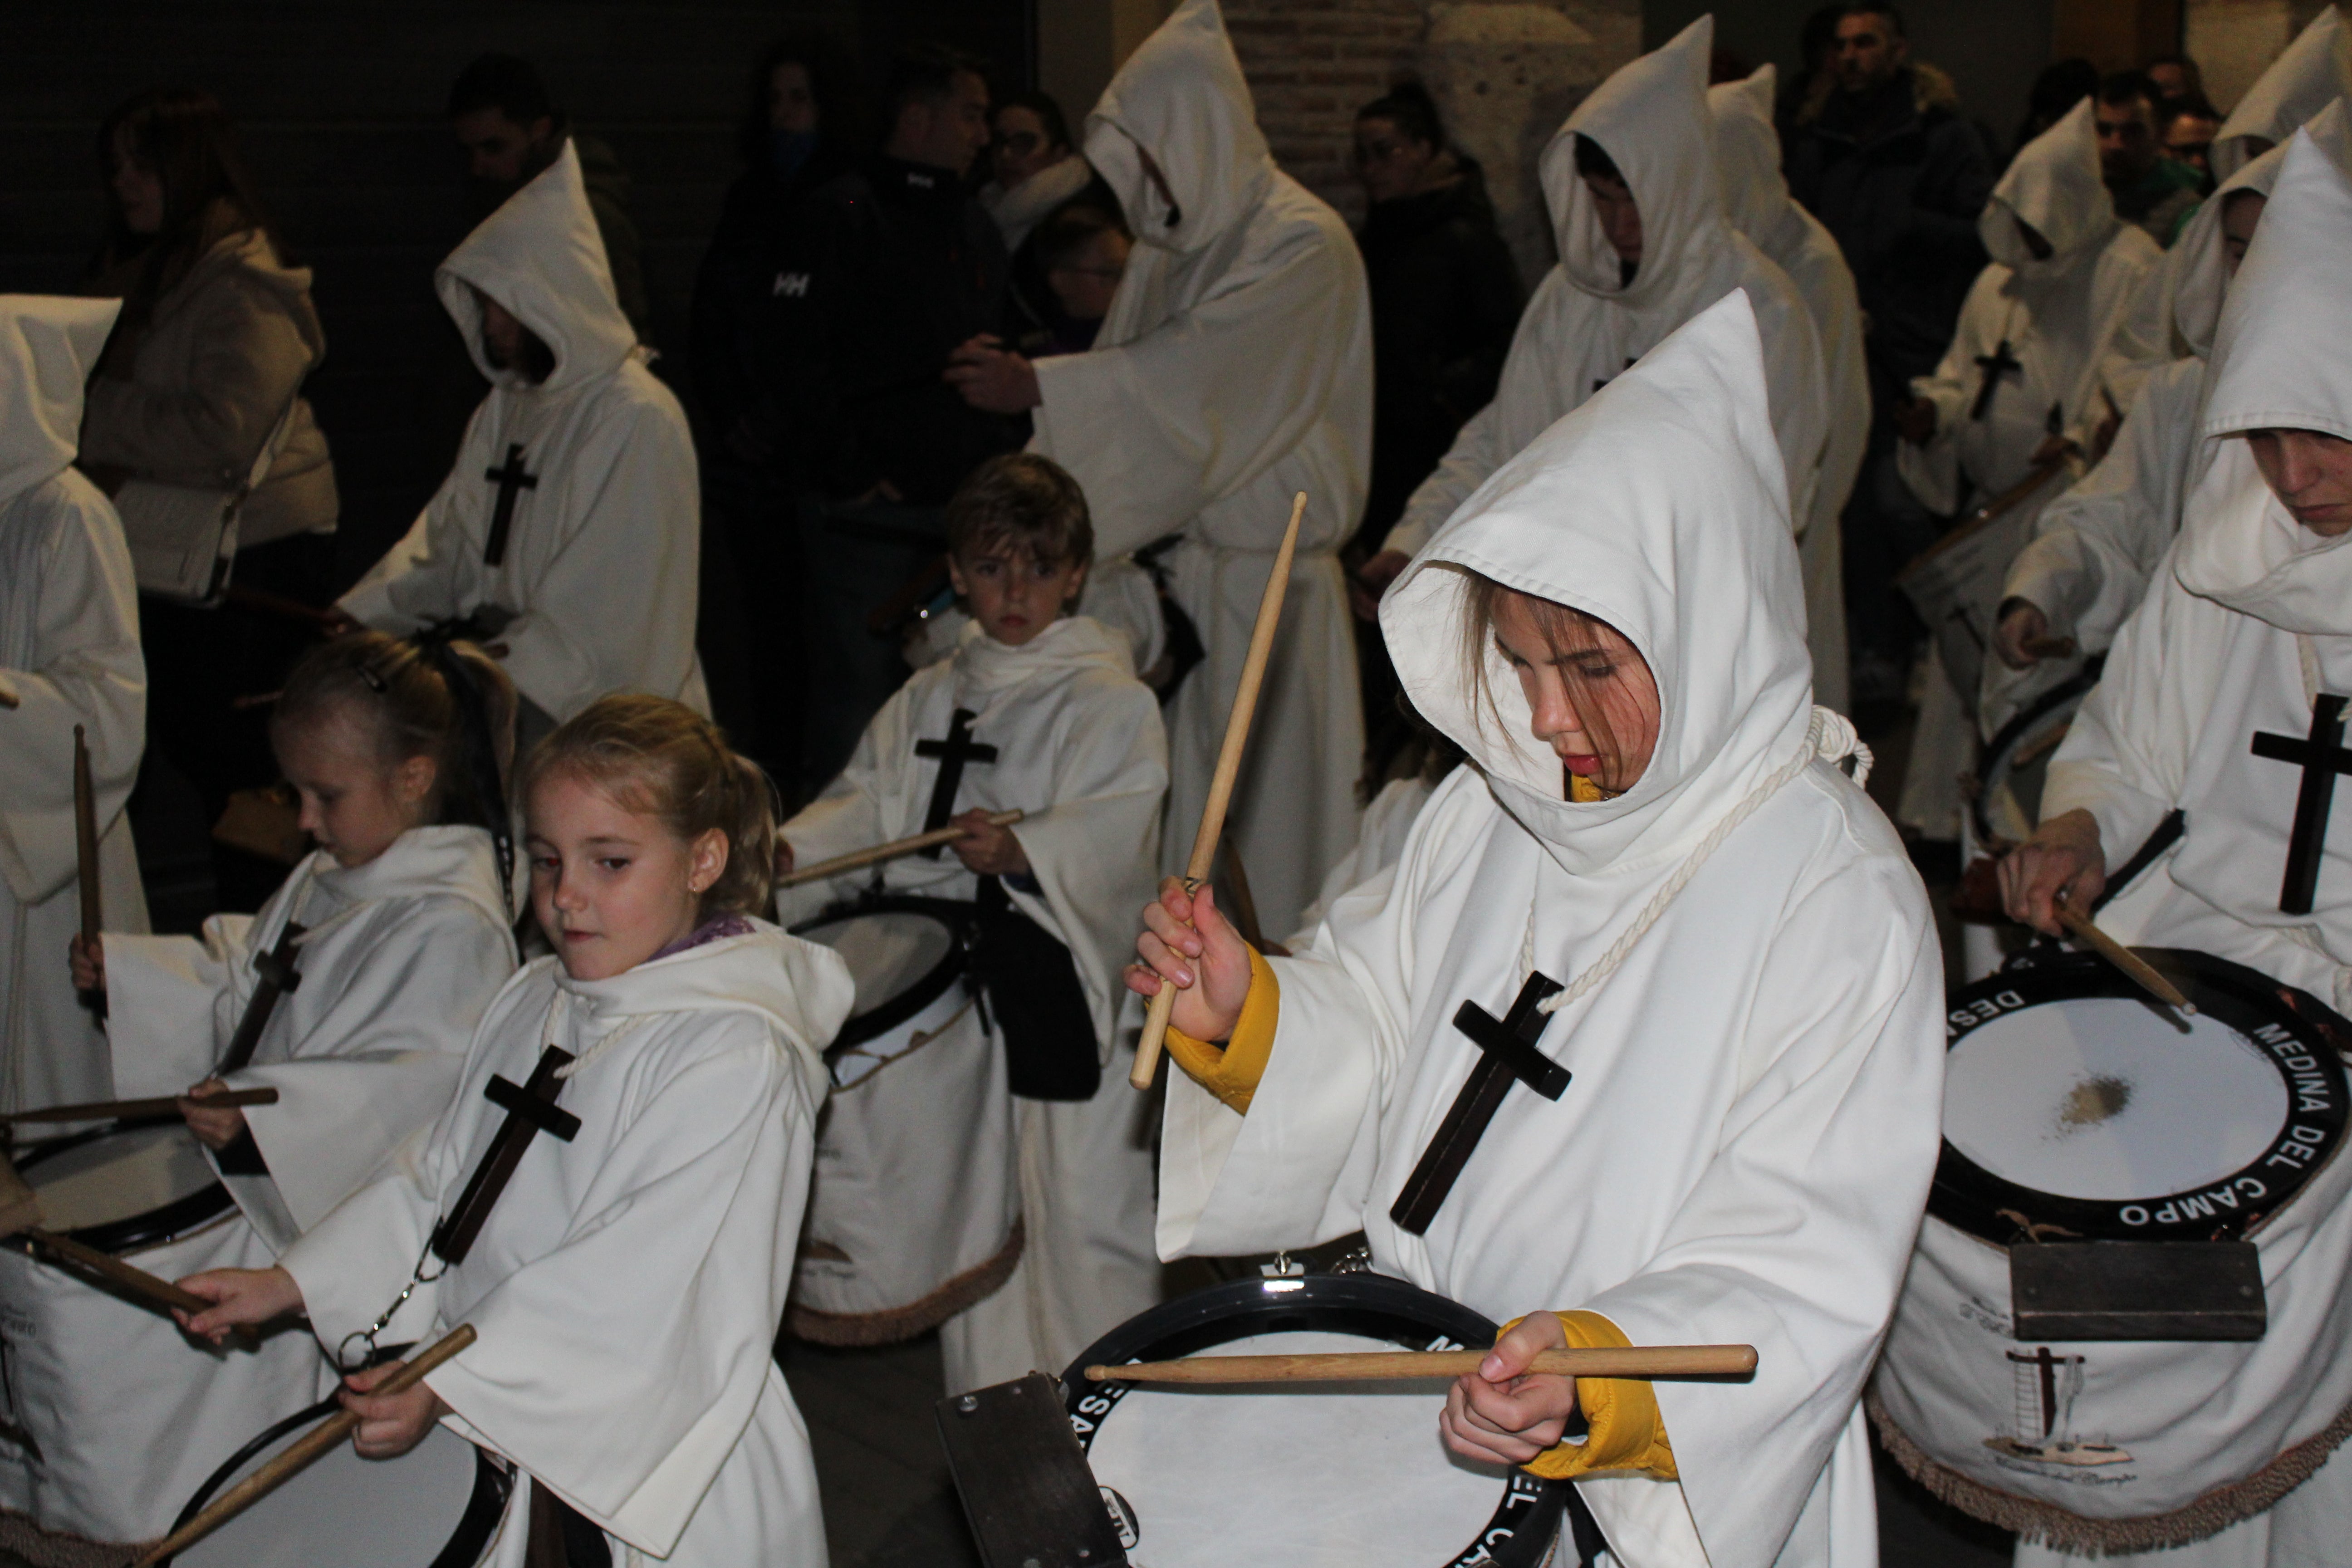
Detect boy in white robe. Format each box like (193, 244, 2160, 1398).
(945, 0, 1368, 941)
(340, 142, 707, 736)
(780, 453, 1169, 1392)
(1134, 293, 1944, 1568)
(0, 295, 147, 1113)
(182, 694, 853, 1568)
(1369, 18, 1832, 575)
(1893, 97, 2165, 837)
(1994, 130, 2352, 1568)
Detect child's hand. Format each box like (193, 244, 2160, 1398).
(342, 1358, 452, 1459)
(950, 809, 1029, 877)
(1441, 1311, 1580, 1466)
(180, 1076, 248, 1150)
(68, 932, 104, 997)
(175, 1265, 302, 1345)
(1126, 879, 1253, 1041)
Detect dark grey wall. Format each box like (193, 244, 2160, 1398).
(0, 0, 1029, 581)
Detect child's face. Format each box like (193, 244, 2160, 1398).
(949, 544, 1088, 647)
(275, 708, 435, 869)
(1045, 230, 1130, 323)
(525, 770, 727, 981)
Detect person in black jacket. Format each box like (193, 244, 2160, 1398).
(765, 43, 1022, 791)
(1348, 83, 1523, 777)
(1784, 0, 1992, 704)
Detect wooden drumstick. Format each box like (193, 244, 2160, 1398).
(0, 1087, 280, 1125)
(1087, 1343, 1759, 1385)
(19, 1226, 216, 1317)
(1132, 493, 1307, 1092)
(132, 1324, 478, 1565)
(778, 809, 1025, 887)
(2054, 903, 2196, 1014)
(0, 676, 19, 710)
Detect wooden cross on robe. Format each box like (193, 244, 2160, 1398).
(914, 708, 996, 857)
(2007, 1345, 2081, 1438)
(215, 922, 307, 1074)
(1970, 341, 2023, 421)
(2251, 695, 2352, 915)
(481, 443, 539, 568)
(1390, 973, 1571, 1235)
(429, 1046, 580, 1266)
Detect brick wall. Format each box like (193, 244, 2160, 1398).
(1225, 0, 1431, 228)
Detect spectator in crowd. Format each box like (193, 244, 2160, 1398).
(1346, 81, 1522, 776)
(448, 54, 650, 339)
(985, 90, 1113, 358)
(2144, 52, 2205, 107)
(2161, 93, 2223, 185)
(2012, 57, 2099, 159)
(2098, 70, 2204, 244)
(690, 29, 864, 776)
(1784, 0, 1993, 704)
(79, 87, 338, 911)
(1776, 5, 1846, 145)
(765, 43, 1019, 792)
(1030, 204, 1131, 357)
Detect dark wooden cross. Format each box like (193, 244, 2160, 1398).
(480, 442, 539, 567)
(429, 1046, 580, 1266)
(1390, 973, 1571, 1235)
(1970, 340, 2023, 420)
(914, 707, 997, 856)
(215, 922, 308, 1074)
(2251, 695, 2352, 916)
(2006, 1345, 2080, 1438)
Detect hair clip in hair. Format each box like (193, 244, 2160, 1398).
(357, 662, 389, 694)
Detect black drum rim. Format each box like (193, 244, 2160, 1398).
(1063, 1272, 1570, 1568)
(1970, 665, 2101, 848)
(15, 1118, 235, 1254)
(789, 894, 975, 1052)
(1933, 950, 2352, 1243)
(164, 1392, 512, 1567)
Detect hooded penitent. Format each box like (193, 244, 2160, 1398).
(0, 294, 148, 1113)
(1382, 17, 1830, 568)
(286, 923, 853, 1567)
(2212, 5, 2352, 179)
(1161, 294, 1943, 1568)
(1711, 61, 1868, 712)
(339, 142, 707, 725)
(1027, 0, 1370, 940)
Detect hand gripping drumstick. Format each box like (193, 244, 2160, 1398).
(2053, 900, 2196, 1014)
(0, 1155, 254, 1345)
(0, 1087, 279, 1125)
(778, 809, 1025, 888)
(132, 1324, 478, 1566)
(1086, 1343, 1759, 1385)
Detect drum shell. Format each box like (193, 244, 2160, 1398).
(789, 981, 1019, 1344)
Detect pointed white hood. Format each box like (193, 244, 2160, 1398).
(1710, 64, 1798, 246)
(1382, 290, 1813, 878)
(2214, 5, 2352, 179)
(1982, 97, 2118, 271)
(2174, 130, 2352, 635)
(436, 141, 637, 394)
(1544, 17, 1730, 308)
(1083, 0, 1272, 255)
(2164, 101, 2349, 357)
(0, 295, 119, 509)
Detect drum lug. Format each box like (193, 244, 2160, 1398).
(1259, 1251, 1306, 1279)
(1329, 1243, 1375, 1275)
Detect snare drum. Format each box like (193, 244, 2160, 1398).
(1970, 671, 2097, 852)
(1067, 1273, 1572, 1567)
(163, 1395, 508, 1567)
(1873, 952, 2352, 1553)
(787, 898, 1020, 1345)
(0, 1122, 321, 1541)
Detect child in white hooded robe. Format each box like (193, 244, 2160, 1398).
(182, 695, 853, 1568)
(780, 452, 1168, 1393)
(1133, 293, 1944, 1568)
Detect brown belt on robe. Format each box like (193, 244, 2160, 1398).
(526, 1479, 612, 1568)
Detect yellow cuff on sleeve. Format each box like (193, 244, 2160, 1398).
(1512, 1310, 1678, 1481)
(1162, 947, 1279, 1115)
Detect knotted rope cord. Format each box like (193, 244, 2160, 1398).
(1517, 707, 1872, 1016)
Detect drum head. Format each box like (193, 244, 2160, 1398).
(17, 1121, 232, 1253)
(790, 897, 970, 1049)
(167, 1396, 508, 1568)
(1067, 1274, 1567, 1567)
(1972, 671, 2097, 850)
(1934, 951, 2352, 1242)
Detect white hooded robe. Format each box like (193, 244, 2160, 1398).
(779, 614, 1167, 1392)
(1160, 294, 1945, 1568)
(1025, 0, 1369, 941)
(0, 296, 147, 1114)
(340, 143, 706, 726)
(2212, 6, 2352, 179)
(284, 924, 853, 1568)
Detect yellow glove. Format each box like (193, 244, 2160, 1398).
(1509, 1310, 1678, 1481)
(1162, 947, 1279, 1114)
